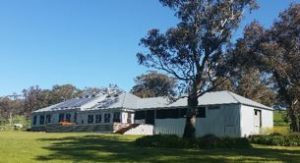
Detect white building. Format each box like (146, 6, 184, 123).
(31, 91, 273, 137)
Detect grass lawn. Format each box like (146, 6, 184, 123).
(0, 131, 300, 162)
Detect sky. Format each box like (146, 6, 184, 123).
(0, 0, 298, 96)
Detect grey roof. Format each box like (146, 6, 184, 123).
(137, 97, 169, 109)
(33, 91, 273, 113)
(86, 93, 141, 111)
(33, 95, 101, 113)
(167, 91, 273, 110)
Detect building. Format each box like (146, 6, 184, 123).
(31, 91, 273, 137)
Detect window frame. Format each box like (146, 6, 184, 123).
(58, 113, 64, 122)
(66, 113, 72, 122)
(46, 114, 51, 124)
(104, 113, 111, 123)
(33, 115, 37, 125)
(95, 114, 102, 123)
(87, 114, 94, 124)
(113, 112, 121, 123)
(196, 107, 206, 118)
(39, 115, 45, 125)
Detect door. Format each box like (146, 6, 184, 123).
(145, 110, 155, 125)
(254, 109, 262, 134)
(223, 107, 238, 137)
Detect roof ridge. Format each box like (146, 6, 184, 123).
(225, 91, 241, 103)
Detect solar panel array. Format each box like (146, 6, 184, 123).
(95, 96, 120, 109)
(50, 97, 95, 110)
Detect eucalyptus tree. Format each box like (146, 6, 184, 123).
(131, 71, 177, 98)
(232, 4, 300, 132)
(137, 0, 257, 138)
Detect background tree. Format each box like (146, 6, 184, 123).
(260, 4, 300, 132)
(232, 4, 300, 132)
(22, 86, 51, 118)
(137, 0, 257, 138)
(236, 69, 276, 106)
(131, 71, 177, 98)
(0, 94, 23, 126)
(79, 87, 103, 97)
(214, 67, 276, 106)
(49, 84, 80, 104)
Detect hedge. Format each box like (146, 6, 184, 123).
(249, 133, 300, 146)
(135, 134, 251, 149)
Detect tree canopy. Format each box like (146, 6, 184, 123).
(131, 71, 177, 98)
(137, 0, 257, 138)
(232, 4, 300, 131)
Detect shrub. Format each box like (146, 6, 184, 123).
(135, 134, 251, 149)
(135, 135, 190, 148)
(249, 133, 300, 146)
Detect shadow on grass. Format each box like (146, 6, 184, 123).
(36, 135, 300, 162)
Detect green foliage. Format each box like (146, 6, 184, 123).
(135, 134, 251, 149)
(0, 115, 31, 131)
(13, 115, 31, 130)
(233, 4, 300, 131)
(249, 133, 300, 146)
(274, 110, 289, 127)
(131, 71, 177, 98)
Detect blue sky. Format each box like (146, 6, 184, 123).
(0, 0, 298, 96)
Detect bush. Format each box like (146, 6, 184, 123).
(249, 133, 300, 146)
(135, 134, 251, 149)
(0, 115, 30, 131)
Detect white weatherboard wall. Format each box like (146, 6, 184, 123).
(124, 124, 154, 135)
(240, 105, 273, 137)
(154, 104, 241, 137)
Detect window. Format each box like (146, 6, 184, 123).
(74, 112, 77, 123)
(33, 116, 37, 125)
(113, 112, 121, 122)
(179, 108, 187, 118)
(66, 113, 71, 122)
(208, 105, 220, 110)
(196, 107, 206, 118)
(46, 115, 51, 124)
(135, 111, 145, 120)
(96, 114, 102, 123)
(104, 113, 111, 123)
(127, 113, 132, 123)
(59, 113, 64, 122)
(157, 109, 179, 119)
(39, 115, 45, 125)
(254, 109, 261, 115)
(88, 115, 94, 124)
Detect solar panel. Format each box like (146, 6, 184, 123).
(53, 97, 95, 109)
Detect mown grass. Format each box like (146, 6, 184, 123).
(0, 131, 300, 162)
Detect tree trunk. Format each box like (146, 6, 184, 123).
(183, 93, 198, 139)
(9, 112, 13, 127)
(289, 104, 300, 132)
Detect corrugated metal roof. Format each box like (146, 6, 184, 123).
(134, 91, 273, 110)
(32, 91, 273, 113)
(33, 95, 102, 113)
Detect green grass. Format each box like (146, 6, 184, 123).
(1, 131, 300, 162)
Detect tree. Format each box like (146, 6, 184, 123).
(213, 68, 276, 106)
(22, 86, 50, 117)
(0, 94, 23, 126)
(137, 0, 257, 138)
(79, 87, 103, 97)
(259, 4, 300, 132)
(131, 71, 177, 98)
(232, 4, 300, 132)
(49, 84, 80, 104)
(235, 68, 276, 106)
